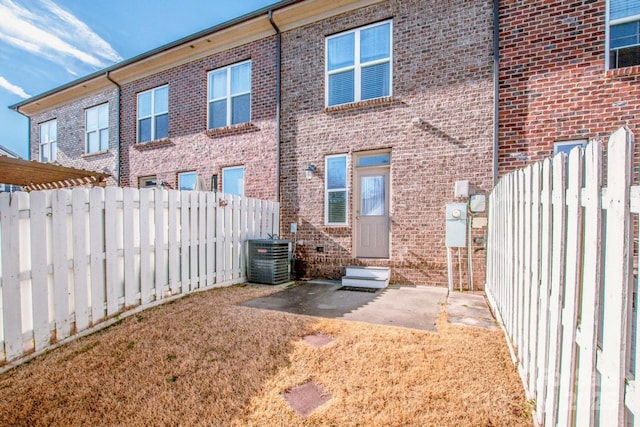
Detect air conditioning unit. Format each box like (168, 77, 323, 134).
(247, 239, 291, 285)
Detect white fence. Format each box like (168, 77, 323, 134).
(486, 127, 639, 426)
(0, 187, 279, 365)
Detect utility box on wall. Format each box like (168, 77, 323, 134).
(446, 203, 467, 247)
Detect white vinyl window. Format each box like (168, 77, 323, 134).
(554, 140, 587, 155)
(139, 176, 157, 188)
(326, 20, 392, 107)
(39, 119, 57, 163)
(608, 0, 640, 68)
(178, 171, 197, 191)
(137, 85, 168, 143)
(222, 166, 244, 196)
(325, 154, 348, 225)
(85, 103, 109, 153)
(208, 61, 252, 129)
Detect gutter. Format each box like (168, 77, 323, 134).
(105, 71, 122, 186)
(11, 106, 31, 161)
(268, 10, 282, 203)
(493, 0, 500, 186)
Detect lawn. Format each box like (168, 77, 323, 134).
(0, 285, 530, 426)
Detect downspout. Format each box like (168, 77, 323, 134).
(492, 0, 500, 186)
(105, 71, 122, 186)
(12, 107, 31, 160)
(268, 10, 282, 203)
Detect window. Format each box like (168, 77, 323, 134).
(222, 166, 244, 196)
(178, 171, 197, 191)
(208, 61, 251, 129)
(137, 85, 168, 143)
(609, 0, 640, 68)
(139, 176, 157, 188)
(554, 140, 587, 155)
(85, 103, 109, 153)
(39, 119, 57, 163)
(326, 21, 392, 107)
(325, 154, 348, 225)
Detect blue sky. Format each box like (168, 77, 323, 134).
(0, 0, 279, 158)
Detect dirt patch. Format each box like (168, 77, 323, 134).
(0, 284, 529, 426)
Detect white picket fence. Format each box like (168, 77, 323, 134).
(0, 187, 279, 365)
(486, 127, 639, 426)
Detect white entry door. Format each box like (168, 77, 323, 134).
(354, 167, 390, 258)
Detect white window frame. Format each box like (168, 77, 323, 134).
(178, 171, 198, 191)
(606, 0, 640, 69)
(207, 60, 252, 129)
(325, 20, 393, 107)
(222, 166, 245, 196)
(137, 85, 168, 143)
(39, 119, 57, 163)
(85, 103, 109, 154)
(325, 154, 348, 226)
(554, 139, 587, 155)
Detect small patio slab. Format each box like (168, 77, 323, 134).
(446, 292, 498, 330)
(282, 380, 332, 418)
(240, 281, 448, 332)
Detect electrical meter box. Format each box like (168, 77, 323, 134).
(446, 203, 467, 247)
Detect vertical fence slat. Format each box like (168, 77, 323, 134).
(215, 194, 223, 285)
(198, 192, 206, 288)
(189, 192, 198, 289)
(168, 190, 179, 294)
(1, 193, 22, 360)
(528, 163, 541, 398)
(180, 191, 190, 292)
(89, 188, 105, 324)
(123, 188, 136, 307)
(544, 153, 567, 427)
(72, 189, 89, 331)
(574, 141, 604, 427)
(52, 190, 71, 340)
(139, 189, 152, 304)
(155, 189, 166, 300)
(224, 194, 232, 284)
(535, 158, 553, 425)
(239, 196, 247, 280)
(104, 187, 119, 316)
(30, 191, 49, 352)
(206, 192, 215, 287)
(598, 127, 634, 425)
(521, 166, 532, 389)
(233, 196, 241, 280)
(557, 146, 584, 425)
(516, 170, 525, 376)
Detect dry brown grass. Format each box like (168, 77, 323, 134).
(0, 285, 529, 426)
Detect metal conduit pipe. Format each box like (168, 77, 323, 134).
(105, 71, 122, 186)
(268, 10, 282, 203)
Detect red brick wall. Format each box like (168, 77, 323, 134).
(119, 37, 278, 200)
(498, 0, 640, 174)
(279, 0, 495, 287)
(30, 87, 119, 185)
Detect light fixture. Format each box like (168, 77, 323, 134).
(305, 163, 317, 179)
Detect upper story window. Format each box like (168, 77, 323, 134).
(137, 85, 168, 143)
(222, 166, 244, 196)
(325, 21, 392, 107)
(39, 119, 57, 163)
(85, 103, 109, 153)
(208, 61, 251, 129)
(609, 0, 640, 68)
(325, 154, 348, 225)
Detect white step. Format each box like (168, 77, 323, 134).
(345, 266, 390, 281)
(341, 276, 389, 289)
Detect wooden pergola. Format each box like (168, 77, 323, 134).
(0, 156, 110, 192)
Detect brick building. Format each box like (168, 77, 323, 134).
(498, 0, 640, 174)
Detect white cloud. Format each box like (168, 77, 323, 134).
(0, 0, 122, 73)
(0, 75, 30, 98)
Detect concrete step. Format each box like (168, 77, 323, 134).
(345, 266, 390, 281)
(341, 275, 389, 289)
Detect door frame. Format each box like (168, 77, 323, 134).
(352, 149, 391, 258)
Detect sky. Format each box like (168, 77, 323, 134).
(0, 0, 280, 158)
